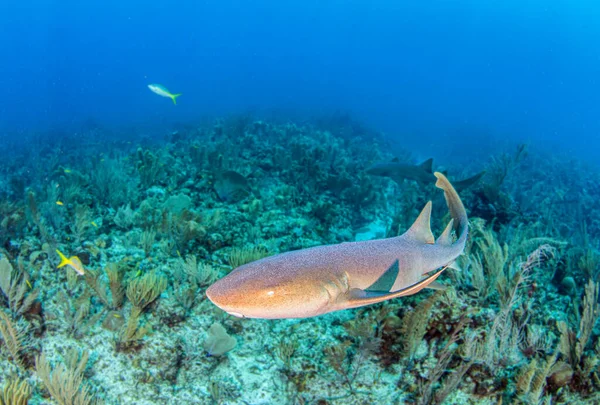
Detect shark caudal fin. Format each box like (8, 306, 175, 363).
(171, 94, 182, 105)
(434, 172, 468, 245)
(453, 170, 486, 192)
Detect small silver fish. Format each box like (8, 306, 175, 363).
(148, 83, 182, 105)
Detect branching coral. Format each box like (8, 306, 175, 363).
(324, 310, 384, 396)
(113, 203, 135, 230)
(169, 256, 217, 320)
(54, 291, 103, 339)
(115, 312, 149, 352)
(0, 378, 31, 405)
(84, 263, 125, 310)
(516, 353, 557, 404)
(400, 292, 440, 361)
(228, 245, 269, 269)
(69, 205, 93, 244)
(0, 311, 29, 368)
(92, 158, 139, 208)
(36, 349, 95, 405)
(126, 271, 167, 316)
(136, 148, 164, 188)
(0, 257, 39, 318)
(558, 279, 599, 379)
(416, 318, 475, 405)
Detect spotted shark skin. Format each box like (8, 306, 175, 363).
(207, 172, 468, 319)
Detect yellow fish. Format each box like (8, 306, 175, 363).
(56, 201, 64, 206)
(64, 169, 72, 174)
(91, 221, 98, 228)
(56, 249, 85, 276)
(148, 83, 182, 105)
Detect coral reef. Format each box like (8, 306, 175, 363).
(0, 116, 599, 404)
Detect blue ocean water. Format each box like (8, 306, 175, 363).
(2, 1, 599, 162)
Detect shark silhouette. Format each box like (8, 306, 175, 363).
(207, 172, 467, 319)
(367, 158, 485, 191)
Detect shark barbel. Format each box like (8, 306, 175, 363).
(207, 172, 468, 319)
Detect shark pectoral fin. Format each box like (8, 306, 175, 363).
(365, 259, 399, 292)
(391, 267, 447, 297)
(426, 281, 446, 291)
(390, 175, 405, 185)
(447, 260, 462, 272)
(404, 201, 435, 244)
(345, 266, 448, 308)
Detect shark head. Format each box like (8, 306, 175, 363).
(206, 254, 331, 319)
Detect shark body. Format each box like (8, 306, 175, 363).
(367, 158, 485, 191)
(207, 172, 468, 319)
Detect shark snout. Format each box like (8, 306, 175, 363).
(206, 281, 246, 318)
(206, 281, 230, 309)
(205, 283, 220, 306)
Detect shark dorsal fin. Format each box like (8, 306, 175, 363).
(419, 158, 433, 173)
(404, 201, 435, 244)
(436, 219, 454, 246)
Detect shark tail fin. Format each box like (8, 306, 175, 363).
(419, 158, 434, 173)
(454, 170, 486, 191)
(171, 93, 182, 105)
(56, 249, 71, 268)
(434, 172, 468, 243)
